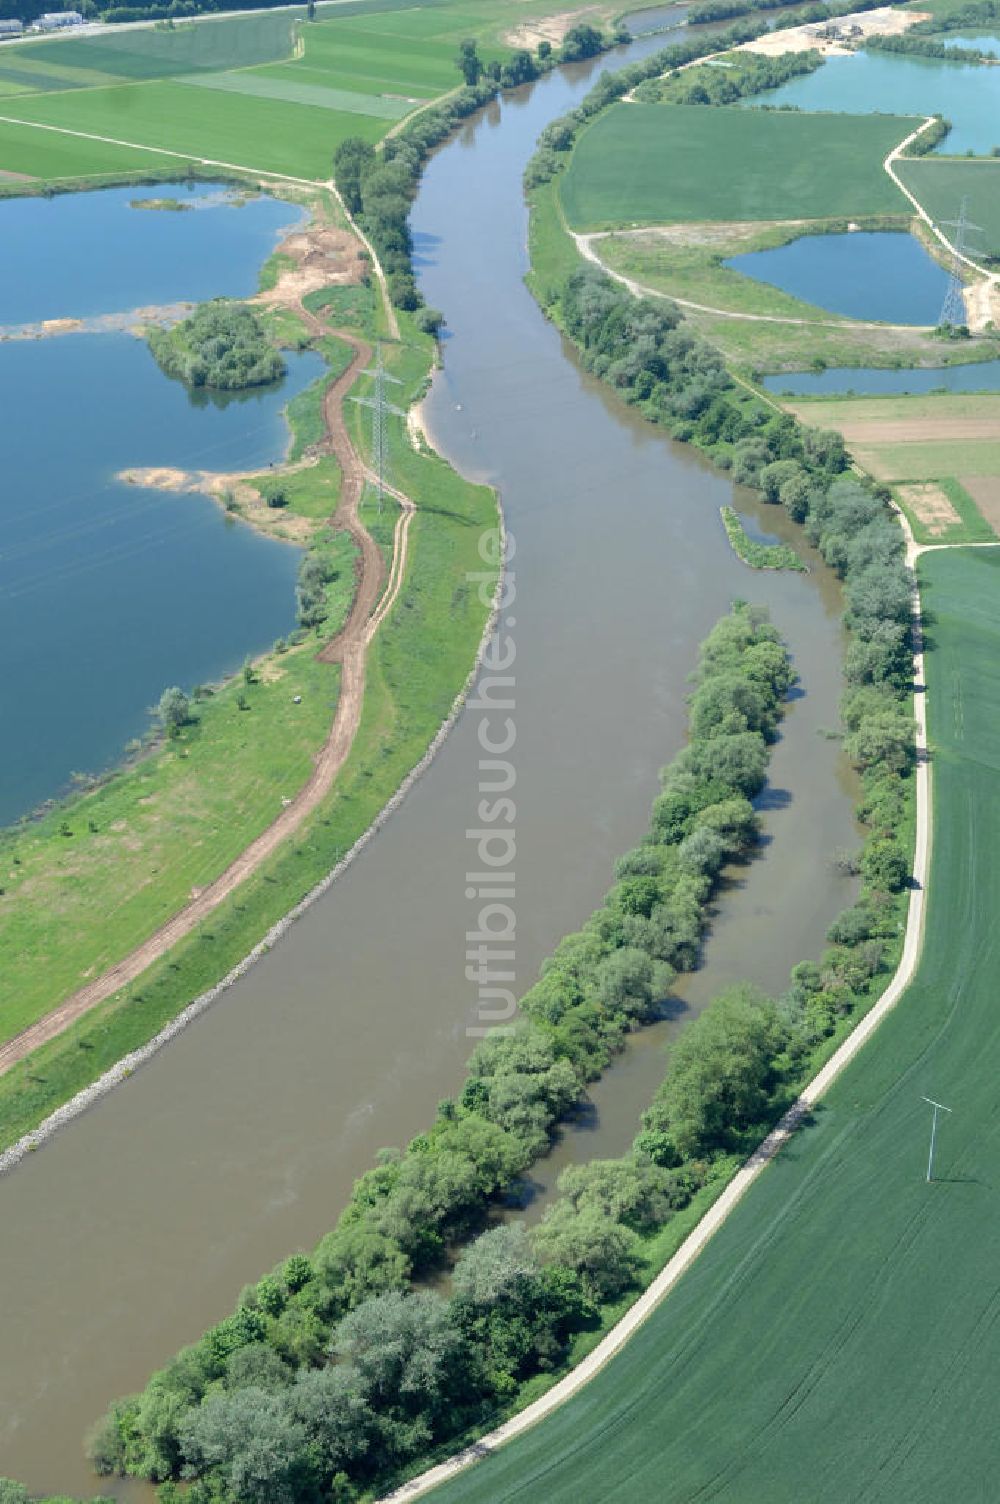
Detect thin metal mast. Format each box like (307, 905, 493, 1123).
(921, 1096, 952, 1182)
(938, 197, 983, 328)
(351, 344, 404, 513)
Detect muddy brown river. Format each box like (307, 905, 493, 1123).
(0, 19, 859, 1496)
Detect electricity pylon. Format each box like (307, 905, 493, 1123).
(938, 197, 983, 328)
(351, 344, 404, 513)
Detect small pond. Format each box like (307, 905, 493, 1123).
(763, 356, 1000, 396)
(725, 230, 951, 325)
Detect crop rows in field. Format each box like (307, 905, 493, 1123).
(559, 104, 917, 230)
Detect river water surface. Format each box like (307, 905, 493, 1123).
(0, 25, 861, 1497)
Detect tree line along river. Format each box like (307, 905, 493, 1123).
(0, 15, 861, 1496)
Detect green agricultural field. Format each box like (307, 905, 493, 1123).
(0, 79, 385, 177)
(783, 392, 1000, 482)
(560, 104, 917, 231)
(429, 546, 1000, 1504)
(0, 11, 299, 92)
(897, 156, 1000, 258)
(0, 113, 180, 177)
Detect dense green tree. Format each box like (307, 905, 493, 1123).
(455, 37, 482, 85)
(595, 946, 670, 1023)
(332, 1290, 482, 1441)
(561, 22, 604, 60)
(532, 1201, 641, 1300)
(647, 984, 788, 1156)
(157, 686, 190, 734)
(179, 1388, 308, 1504)
(861, 838, 909, 894)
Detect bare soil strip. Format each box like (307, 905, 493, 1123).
(0, 234, 413, 1079)
(833, 418, 1000, 443)
(959, 475, 1000, 534)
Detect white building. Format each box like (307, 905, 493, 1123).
(35, 9, 83, 27)
(0, 18, 24, 33)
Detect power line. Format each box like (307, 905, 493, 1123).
(938, 197, 984, 328)
(351, 343, 404, 513)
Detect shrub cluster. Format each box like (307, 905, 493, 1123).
(686, 0, 899, 23)
(866, 32, 998, 62)
(88, 605, 792, 1502)
(908, 0, 1000, 35)
(720, 507, 806, 572)
(148, 301, 285, 391)
(904, 113, 953, 155)
(295, 543, 342, 632)
(633, 46, 822, 106)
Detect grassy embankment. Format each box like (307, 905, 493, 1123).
(431, 546, 1000, 1504)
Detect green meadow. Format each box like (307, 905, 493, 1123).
(429, 546, 1000, 1504)
(560, 104, 917, 231)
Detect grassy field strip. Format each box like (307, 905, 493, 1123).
(373, 511, 937, 1504)
(0, 113, 188, 175)
(0, 108, 322, 184)
(783, 394, 1000, 488)
(0, 80, 385, 176)
(178, 68, 414, 117)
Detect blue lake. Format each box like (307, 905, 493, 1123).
(0, 183, 323, 827)
(0, 182, 302, 324)
(763, 357, 1000, 395)
(725, 231, 951, 324)
(751, 49, 1000, 155)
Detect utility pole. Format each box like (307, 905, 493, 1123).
(938, 196, 983, 328)
(351, 344, 404, 514)
(921, 1096, 952, 1182)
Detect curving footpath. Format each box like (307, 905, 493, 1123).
(378, 517, 942, 1504)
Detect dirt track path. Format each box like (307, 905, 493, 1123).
(0, 310, 414, 1079)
